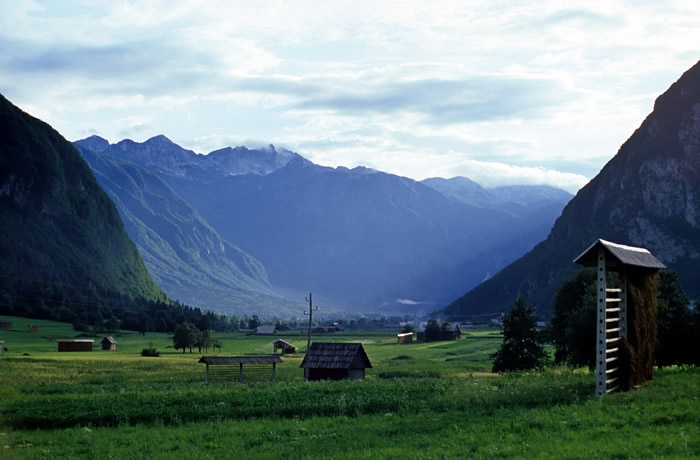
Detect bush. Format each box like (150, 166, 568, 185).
(141, 343, 160, 357)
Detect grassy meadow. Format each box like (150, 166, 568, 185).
(0, 315, 698, 459)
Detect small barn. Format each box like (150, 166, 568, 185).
(0, 340, 5, 356)
(28, 324, 38, 333)
(256, 325, 277, 335)
(199, 355, 282, 383)
(397, 332, 413, 344)
(575, 238, 665, 397)
(300, 342, 372, 381)
(0, 320, 12, 329)
(443, 323, 462, 340)
(57, 339, 94, 352)
(273, 339, 297, 354)
(101, 336, 117, 351)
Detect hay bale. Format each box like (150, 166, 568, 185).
(620, 269, 658, 390)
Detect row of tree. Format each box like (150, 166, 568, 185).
(492, 269, 700, 372)
(172, 322, 221, 354)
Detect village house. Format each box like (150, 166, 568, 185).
(101, 336, 117, 351)
(300, 342, 372, 381)
(57, 339, 94, 352)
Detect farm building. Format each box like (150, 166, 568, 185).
(300, 342, 372, 381)
(198, 355, 282, 383)
(0, 320, 12, 328)
(57, 339, 94, 352)
(0, 340, 5, 356)
(397, 332, 413, 344)
(101, 336, 117, 351)
(28, 324, 38, 333)
(273, 339, 297, 354)
(417, 323, 461, 341)
(255, 325, 277, 335)
(574, 238, 665, 397)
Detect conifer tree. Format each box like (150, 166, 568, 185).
(492, 297, 548, 372)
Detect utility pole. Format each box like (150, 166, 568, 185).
(304, 292, 318, 381)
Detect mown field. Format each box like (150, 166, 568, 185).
(0, 315, 698, 459)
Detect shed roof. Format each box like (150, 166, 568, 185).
(101, 336, 117, 344)
(273, 339, 295, 346)
(300, 342, 372, 369)
(198, 355, 282, 365)
(574, 239, 666, 269)
(57, 339, 94, 343)
(256, 325, 277, 334)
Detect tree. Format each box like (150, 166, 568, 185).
(248, 315, 260, 330)
(655, 270, 698, 367)
(195, 329, 213, 353)
(551, 269, 597, 369)
(401, 323, 415, 334)
(173, 322, 199, 354)
(492, 297, 548, 373)
(551, 268, 697, 369)
(423, 319, 441, 342)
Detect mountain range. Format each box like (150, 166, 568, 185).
(75, 136, 572, 314)
(441, 59, 700, 321)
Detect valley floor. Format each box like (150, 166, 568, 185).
(0, 317, 698, 459)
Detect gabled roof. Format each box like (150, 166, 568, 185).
(256, 325, 277, 334)
(574, 239, 666, 269)
(102, 336, 117, 344)
(300, 342, 373, 369)
(273, 339, 295, 347)
(199, 355, 282, 365)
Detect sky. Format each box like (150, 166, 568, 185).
(1, 1, 698, 193)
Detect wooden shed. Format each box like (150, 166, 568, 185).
(28, 324, 38, 333)
(199, 355, 282, 383)
(575, 238, 665, 397)
(397, 332, 413, 344)
(101, 336, 117, 351)
(57, 339, 94, 352)
(273, 339, 297, 354)
(0, 320, 13, 329)
(300, 343, 372, 381)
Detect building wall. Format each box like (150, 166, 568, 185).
(58, 341, 93, 352)
(347, 368, 365, 380)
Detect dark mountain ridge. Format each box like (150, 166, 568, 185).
(441, 59, 700, 320)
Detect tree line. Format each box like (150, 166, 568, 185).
(492, 269, 700, 372)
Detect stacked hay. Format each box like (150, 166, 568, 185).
(619, 269, 659, 391)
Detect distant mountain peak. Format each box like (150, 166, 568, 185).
(145, 134, 176, 145)
(75, 134, 110, 152)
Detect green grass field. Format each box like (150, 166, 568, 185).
(1, 316, 698, 459)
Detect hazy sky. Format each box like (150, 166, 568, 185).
(1, 1, 698, 192)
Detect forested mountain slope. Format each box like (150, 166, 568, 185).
(0, 93, 169, 325)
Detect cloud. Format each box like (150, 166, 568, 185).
(2, 0, 700, 195)
(289, 75, 569, 124)
(396, 299, 424, 305)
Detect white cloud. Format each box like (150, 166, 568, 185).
(1, 0, 699, 192)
